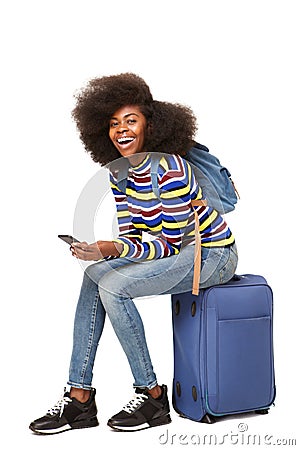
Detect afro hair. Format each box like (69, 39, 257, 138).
(72, 73, 197, 165)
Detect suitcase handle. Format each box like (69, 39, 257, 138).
(231, 274, 242, 281)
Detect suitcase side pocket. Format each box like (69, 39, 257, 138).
(206, 315, 274, 414)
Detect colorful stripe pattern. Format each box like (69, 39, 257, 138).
(110, 154, 235, 259)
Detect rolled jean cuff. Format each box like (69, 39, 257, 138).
(133, 379, 158, 390)
(67, 381, 92, 390)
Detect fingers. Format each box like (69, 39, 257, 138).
(70, 241, 90, 259)
(70, 242, 100, 261)
(72, 242, 89, 251)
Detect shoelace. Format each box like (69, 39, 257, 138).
(47, 391, 72, 417)
(122, 392, 148, 414)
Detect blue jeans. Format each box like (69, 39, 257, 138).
(68, 243, 238, 390)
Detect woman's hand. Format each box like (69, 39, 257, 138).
(71, 242, 102, 261)
(71, 240, 123, 260)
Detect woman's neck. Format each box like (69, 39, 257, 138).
(128, 151, 148, 167)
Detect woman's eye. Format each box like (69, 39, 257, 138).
(128, 119, 136, 124)
(110, 122, 118, 128)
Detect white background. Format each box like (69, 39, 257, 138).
(0, 0, 299, 449)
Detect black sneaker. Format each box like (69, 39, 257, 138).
(107, 384, 171, 432)
(29, 388, 99, 435)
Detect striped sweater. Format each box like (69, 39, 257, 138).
(110, 153, 234, 260)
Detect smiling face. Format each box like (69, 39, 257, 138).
(109, 105, 148, 158)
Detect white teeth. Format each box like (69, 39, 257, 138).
(117, 137, 135, 144)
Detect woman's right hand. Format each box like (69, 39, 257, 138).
(70, 241, 101, 260)
(71, 240, 122, 260)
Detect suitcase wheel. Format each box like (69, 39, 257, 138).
(200, 413, 216, 424)
(255, 408, 269, 415)
(174, 300, 180, 315)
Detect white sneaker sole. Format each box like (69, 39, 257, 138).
(30, 424, 72, 435)
(29, 416, 99, 435)
(108, 414, 171, 432)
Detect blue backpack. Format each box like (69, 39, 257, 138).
(150, 142, 239, 215)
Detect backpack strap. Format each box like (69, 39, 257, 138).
(191, 199, 208, 296)
(114, 158, 130, 193)
(150, 154, 161, 199)
(115, 154, 161, 195)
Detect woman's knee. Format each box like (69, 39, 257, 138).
(83, 260, 110, 285)
(98, 271, 122, 299)
(82, 264, 98, 285)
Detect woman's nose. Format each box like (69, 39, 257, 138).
(117, 121, 129, 132)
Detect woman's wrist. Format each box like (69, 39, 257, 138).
(96, 240, 123, 258)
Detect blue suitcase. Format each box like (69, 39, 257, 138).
(171, 274, 276, 423)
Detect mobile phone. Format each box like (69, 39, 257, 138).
(58, 235, 80, 245)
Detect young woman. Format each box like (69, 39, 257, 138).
(29, 73, 238, 434)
